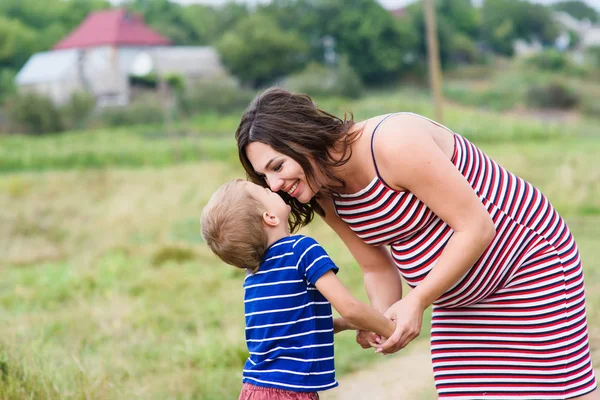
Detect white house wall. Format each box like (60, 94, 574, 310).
(16, 45, 229, 107)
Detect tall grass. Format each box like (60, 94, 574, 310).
(2, 88, 598, 173)
(1, 134, 599, 398)
(1, 89, 599, 398)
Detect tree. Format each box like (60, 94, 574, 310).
(322, 0, 418, 84)
(552, 1, 598, 23)
(481, 0, 559, 56)
(217, 14, 309, 88)
(261, 0, 419, 85)
(128, 0, 191, 45)
(437, 0, 480, 37)
(0, 16, 37, 69)
(402, 0, 480, 68)
(0, 0, 110, 51)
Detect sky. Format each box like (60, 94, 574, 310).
(127, 0, 600, 11)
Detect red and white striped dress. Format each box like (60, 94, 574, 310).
(332, 113, 597, 399)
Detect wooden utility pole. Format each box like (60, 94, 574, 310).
(424, 0, 444, 123)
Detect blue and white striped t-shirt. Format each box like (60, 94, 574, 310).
(242, 234, 339, 392)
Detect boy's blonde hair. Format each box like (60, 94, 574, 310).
(201, 179, 268, 272)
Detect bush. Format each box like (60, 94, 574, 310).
(0, 69, 16, 100)
(449, 33, 478, 65)
(283, 57, 363, 99)
(525, 81, 579, 109)
(586, 46, 600, 68)
(99, 95, 164, 127)
(525, 50, 570, 71)
(3, 92, 64, 134)
(180, 77, 254, 115)
(59, 92, 96, 131)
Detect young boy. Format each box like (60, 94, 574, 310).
(201, 179, 395, 400)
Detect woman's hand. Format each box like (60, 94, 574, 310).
(377, 295, 425, 355)
(356, 330, 381, 349)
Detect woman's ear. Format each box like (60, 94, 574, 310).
(262, 211, 280, 227)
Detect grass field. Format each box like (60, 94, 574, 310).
(1, 89, 599, 399)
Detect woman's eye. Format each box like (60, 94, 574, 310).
(273, 163, 283, 172)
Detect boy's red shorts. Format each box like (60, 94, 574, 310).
(239, 383, 319, 400)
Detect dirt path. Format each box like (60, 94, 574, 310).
(321, 340, 437, 400)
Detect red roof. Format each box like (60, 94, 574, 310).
(53, 8, 171, 50)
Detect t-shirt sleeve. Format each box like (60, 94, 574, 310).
(294, 236, 339, 286)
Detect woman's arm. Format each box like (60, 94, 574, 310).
(319, 198, 402, 347)
(319, 198, 402, 313)
(372, 114, 496, 354)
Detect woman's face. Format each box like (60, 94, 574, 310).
(245, 141, 318, 204)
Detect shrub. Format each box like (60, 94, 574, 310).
(586, 46, 600, 68)
(3, 92, 64, 134)
(0, 69, 16, 100)
(99, 95, 164, 127)
(525, 50, 570, 71)
(59, 92, 96, 131)
(283, 57, 363, 99)
(449, 33, 478, 65)
(525, 81, 579, 109)
(180, 77, 254, 115)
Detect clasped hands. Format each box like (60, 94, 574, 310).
(357, 295, 425, 355)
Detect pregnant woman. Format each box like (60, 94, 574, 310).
(235, 87, 598, 399)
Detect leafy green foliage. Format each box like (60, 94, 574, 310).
(217, 13, 309, 87)
(262, 0, 419, 85)
(283, 57, 364, 99)
(60, 91, 96, 131)
(100, 95, 164, 127)
(586, 45, 600, 67)
(179, 77, 255, 114)
(4, 92, 64, 134)
(0, 0, 110, 66)
(403, 0, 480, 67)
(481, 0, 559, 56)
(552, 0, 599, 23)
(0, 15, 38, 69)
(526, 81, 579, 109)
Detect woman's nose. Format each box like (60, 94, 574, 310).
(267, 175, 285, 192)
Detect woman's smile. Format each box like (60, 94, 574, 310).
(286, 180, 299, 197)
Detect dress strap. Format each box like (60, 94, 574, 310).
(370, 113, 402, 190)
(370, 112, 456, 190)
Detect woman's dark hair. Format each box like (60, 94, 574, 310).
(235, 87, 361, 233)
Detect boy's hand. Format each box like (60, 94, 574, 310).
(356, 330, 381, 349)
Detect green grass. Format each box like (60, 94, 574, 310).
(2, 86, 599, 173)
(0, 128, 239, 173)
(1, 88, 600, 398)
(1, 134, 599, 398)
(443, 60, 600, 117)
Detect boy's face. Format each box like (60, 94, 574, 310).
(244, 181, 291, 221)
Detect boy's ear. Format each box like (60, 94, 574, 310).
(262, 211, 280, 227)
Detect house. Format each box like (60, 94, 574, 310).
(551, 11, 600, 63)
(15, 8, 227, 107)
